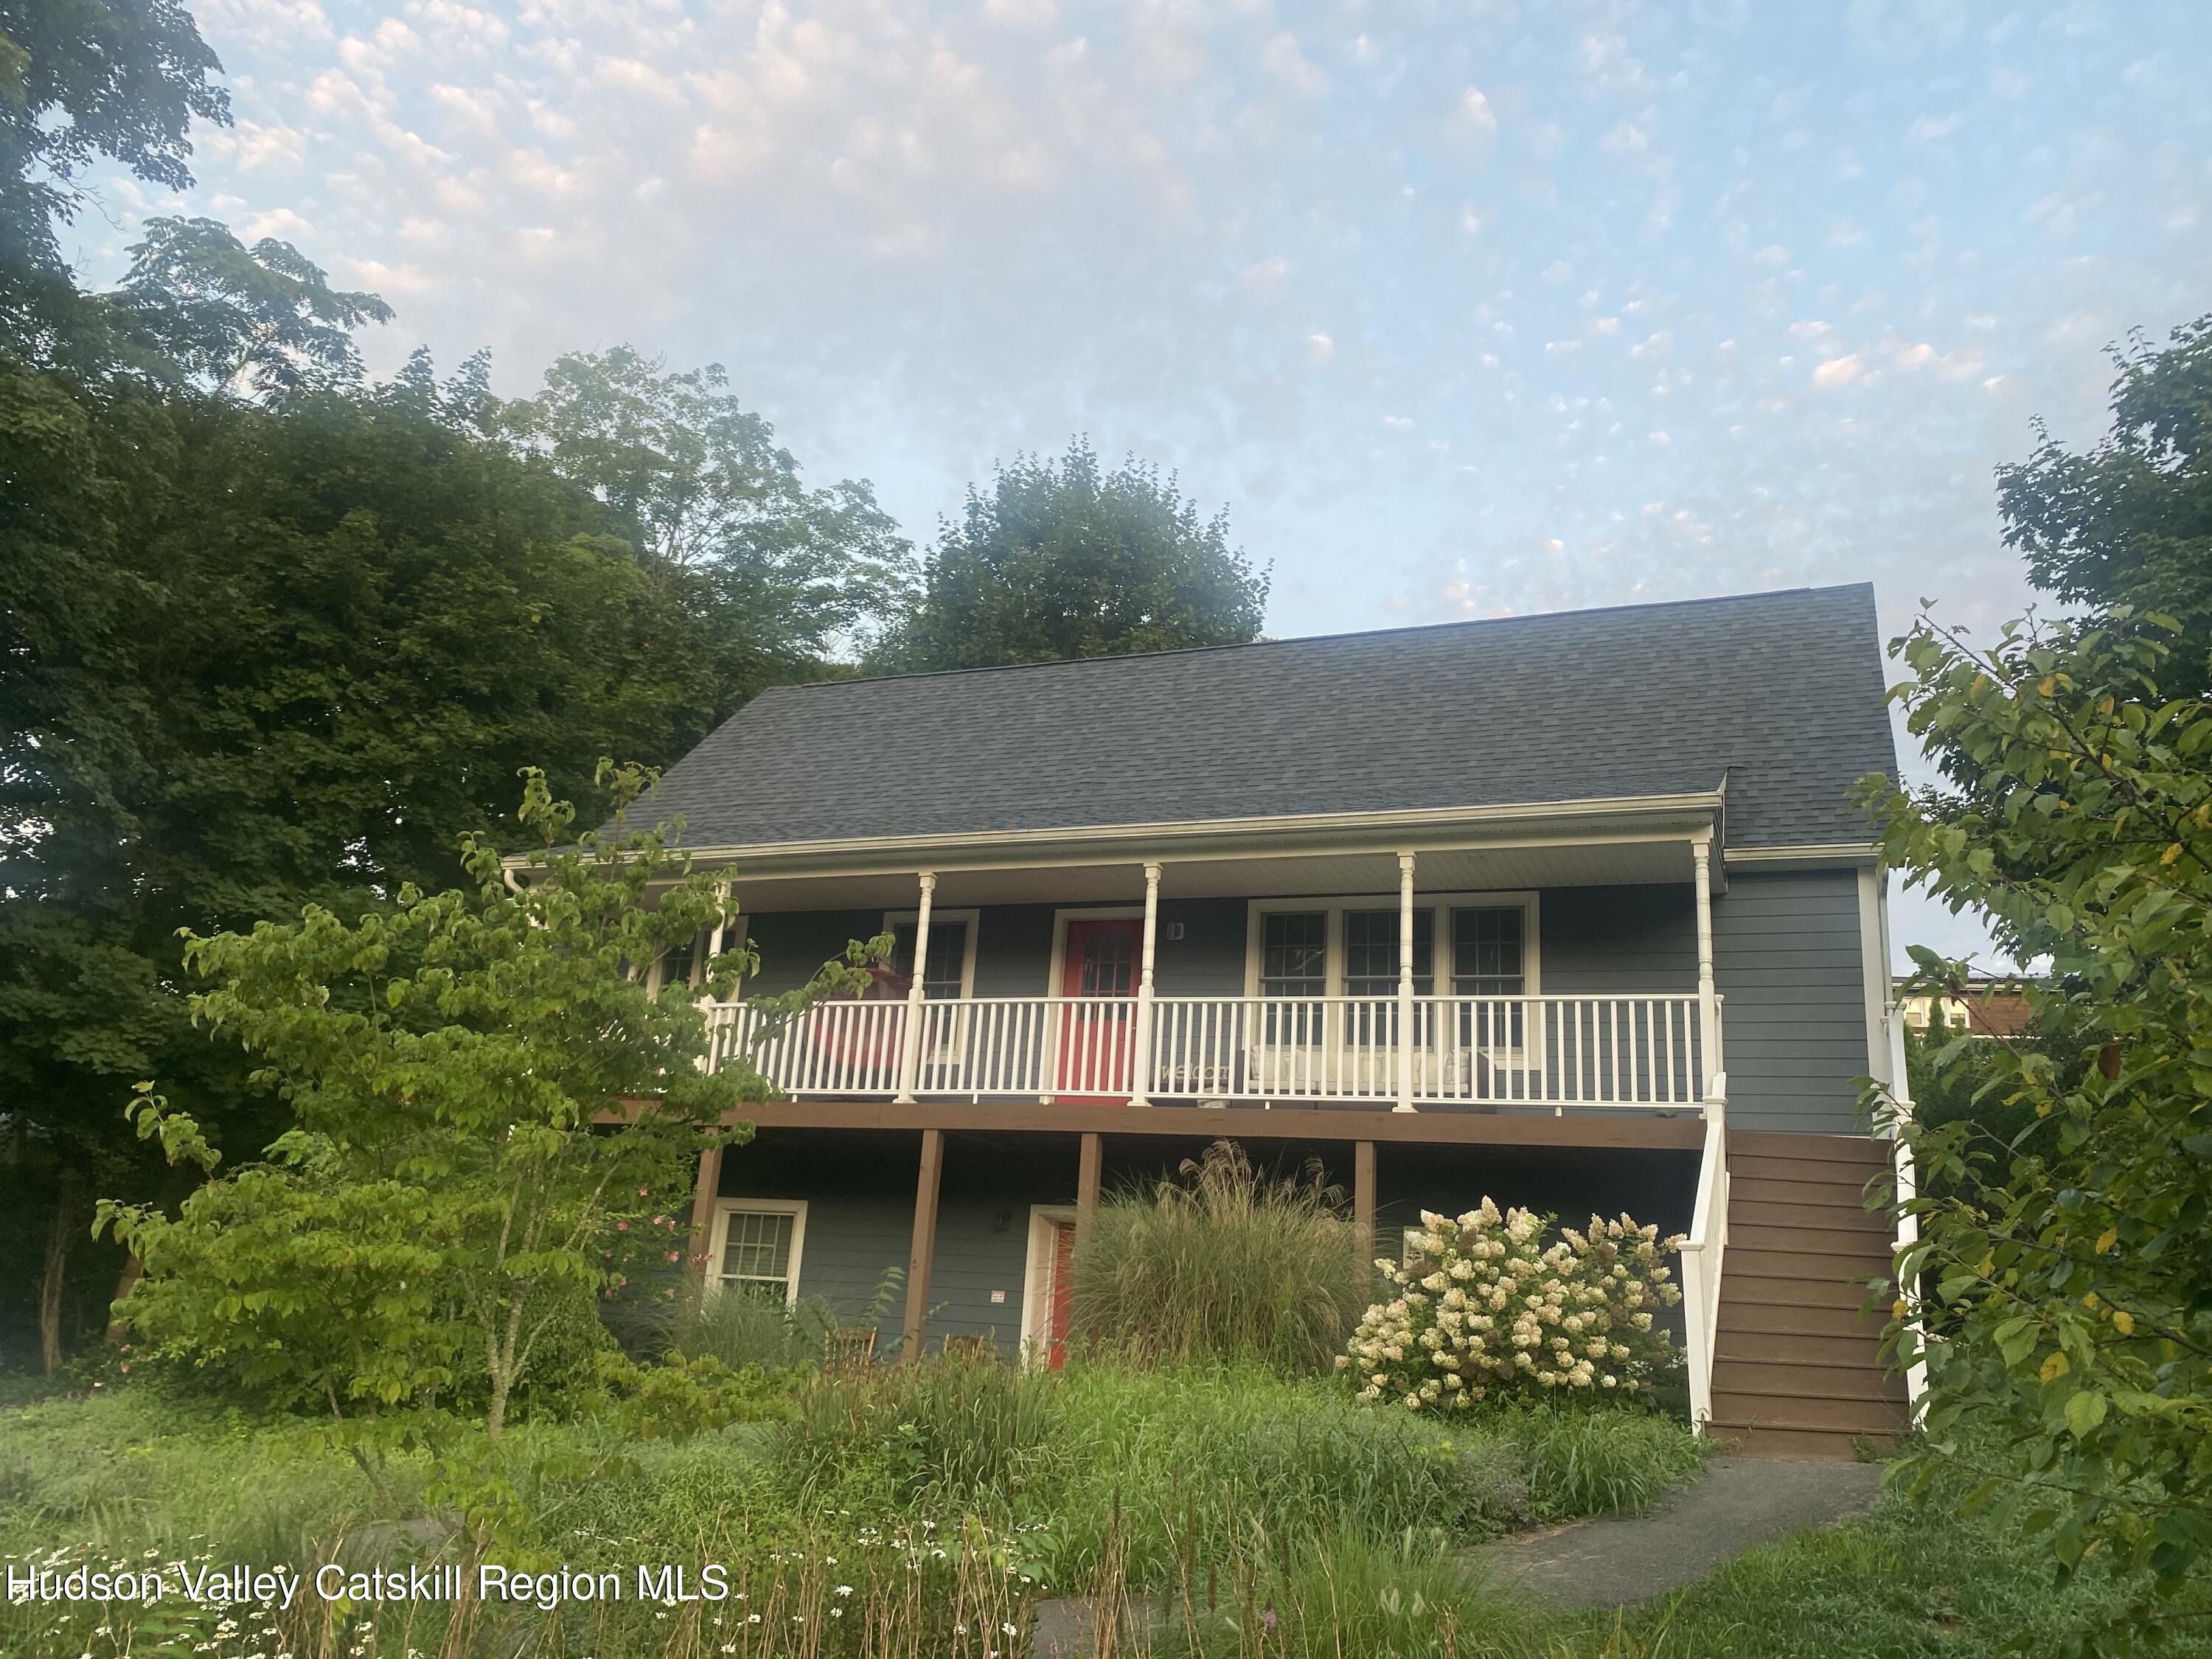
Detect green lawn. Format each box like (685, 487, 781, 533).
(0, 1373, 2201, 1658)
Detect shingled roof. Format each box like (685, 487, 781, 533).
(647, 584, 1896, 852)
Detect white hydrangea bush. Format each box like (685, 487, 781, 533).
(1338, 1199, 1686, 1411)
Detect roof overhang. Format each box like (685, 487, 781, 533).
(1722, 841, 1879, 872)
(609, 790, 1731, 912)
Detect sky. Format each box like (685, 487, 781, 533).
(71, 0, 2212, 969)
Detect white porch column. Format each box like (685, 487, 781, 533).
(1395, 852, 1418, 1113)
(1692, 832, 1719, 1097)
(892, 872, 936, 1103)
(1128, 862, 1162, 1105)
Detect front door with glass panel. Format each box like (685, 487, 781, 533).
(1057, 918, 1138, 1099)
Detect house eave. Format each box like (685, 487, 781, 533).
(647, 789, 1730, 882)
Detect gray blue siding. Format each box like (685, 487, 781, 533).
(1710, 869, 1870, 1133)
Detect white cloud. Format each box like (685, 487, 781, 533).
(1812, 354, 1865, 388)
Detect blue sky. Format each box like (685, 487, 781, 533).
(73, 0, 2212, 966)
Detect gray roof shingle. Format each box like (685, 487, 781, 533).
(647, 584, 1897, 852)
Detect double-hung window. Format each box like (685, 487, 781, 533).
(886, 910, 978, 1000)
(1452, 906, 1528, 1052)
(714, 1200, 807, 1306)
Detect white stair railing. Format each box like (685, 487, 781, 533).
(1676, 1071, 1728, 1433)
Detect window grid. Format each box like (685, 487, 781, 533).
(891, 921, 970, 1000)
(1343, 909, 1434, 998)
(1451, 907, 1526, 997)
(719, 1209, 796, 1295)
(1261, 912, 1328, 997)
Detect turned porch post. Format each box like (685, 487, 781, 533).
(1394, 852, 1418, 1113)
(892, 872, 936, 1104)
(1128, 862, 1162, 1105)
(1692, 832, 1719, 1097)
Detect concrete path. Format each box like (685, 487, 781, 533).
(1465, 1455, 1884, 1609)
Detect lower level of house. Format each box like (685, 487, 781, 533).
(684, 1108, 1913, 1459)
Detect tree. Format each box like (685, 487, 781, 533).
(107, 215, 394, 399)
(97, 767, 844, 1438)
(0, 351, 733, 1369)
(868, 439, 1267, 672)
(0, 0, 229, 352)
(509, 347, 916, 686)
(1864, 317, 2212, 1616)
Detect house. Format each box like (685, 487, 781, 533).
(650, 583, 1915, 1458)
(1896, 976, 2034, 1039)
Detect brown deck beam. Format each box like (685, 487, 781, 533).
(705, 1099, 1704, 1150)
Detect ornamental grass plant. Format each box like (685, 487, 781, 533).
(1071, 1141, 1366, 1374)
(1343, 1202, 1683, 1411)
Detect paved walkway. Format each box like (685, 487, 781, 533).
(1464, 1455, 1884, 1609)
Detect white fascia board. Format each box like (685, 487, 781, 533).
(644, 791, 1727, 882)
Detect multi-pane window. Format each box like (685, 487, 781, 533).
(1343, 910, 1434, 997)
(718, 1207, 799, 1301)
(1451, 908, 1526, 996)
(656, 928, 701, 992)
(891, 920, 970, 999)
(1261, 912, 1327, 997)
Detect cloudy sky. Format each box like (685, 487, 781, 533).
(72, 0, 2212, 965)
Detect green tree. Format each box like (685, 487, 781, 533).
(510, 347, 915, 688)
(0, 0, 229, 352)
(106, 215, 394, 398)
(97, 767, 830, 1437)
(0, 347, 733, 1368)
(1865, 317, 2212, 1615)
(868, 438, 1267, 672)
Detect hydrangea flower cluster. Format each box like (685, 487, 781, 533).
(1338, 1200, 1685, 1411)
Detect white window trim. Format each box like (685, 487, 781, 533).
(1018, 1204, 1079, 1363)
(709, 1198, 808, 1308)
(1242, 891, 1543, 998)
(883, 907, 981, 999)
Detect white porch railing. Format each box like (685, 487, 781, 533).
(707, 992, 1708, 1110)
(1675, 1073, 1728, 1433)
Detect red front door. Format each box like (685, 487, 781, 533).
(1058, 917, 1139, 1100)
(1046, 1220, 1077, 1370)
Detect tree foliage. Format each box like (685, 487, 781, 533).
(510, 347, 915, 682)
(869, 438, 1267, 672)
(0, 0, 229, 347)
(97, 768, 820, 1437)
(1864, 317, 2212, 1611)
(107, 215, 394, 397)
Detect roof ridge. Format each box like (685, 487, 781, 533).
(760, 582, 1870, 699)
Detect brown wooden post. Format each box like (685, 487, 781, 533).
(901, 1128, 945, 1360)
(1075, 1132, 1102, 1235)
(1354, 1140, 1377, 1293)
(686, 1144, 724, 1284)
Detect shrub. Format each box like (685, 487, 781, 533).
(1073, 1141, 1364, 1373)
(1343, 1201, 1683, 1411)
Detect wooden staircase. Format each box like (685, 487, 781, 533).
(1708, 1130, 1910, 1460)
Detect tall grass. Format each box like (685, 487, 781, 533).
(777, 1352, 1060, 1504)
(659, 1282, 830, 1371)
(1072, 1141, 1365, 1373)
(1498, 1406, 1708, 1522)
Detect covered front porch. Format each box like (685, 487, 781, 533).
(684, 798, 1731, 1119)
